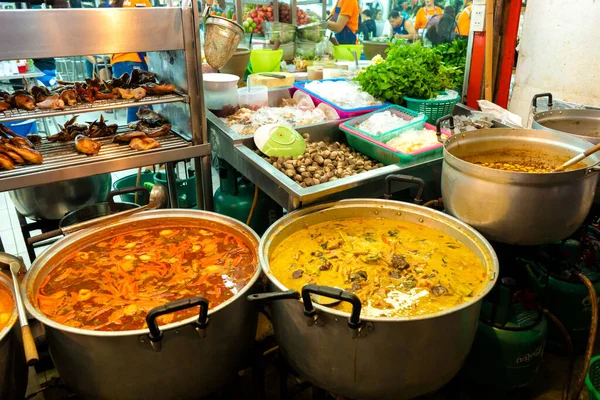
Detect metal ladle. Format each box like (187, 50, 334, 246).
(0, 253, 39, 365)
(553, 142, 600, 172)
(27, 184, 168, 246)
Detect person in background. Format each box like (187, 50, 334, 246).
(456, 0, 473, 36)
(110, 0, 152, 122)
(414, 0, 443, 30)
(426, 6, 457, 45)
(327, 0, 361, 44)
(375, 9, 383, 21)
(388, 10, 417, 40)
(359, 9, 377, 40)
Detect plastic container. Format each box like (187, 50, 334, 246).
(333, 45, 364, 61)
(203, 73, 240, 117)
(342, 105, 427, 143)
(238, 86, 268, 110)
(307, 66, 323, 80)
(113, 170, 155, 205)
(342, 122, 450, 165)
(322, 68, 343, 79)
(586, 356, 600, 400)
(153, 168, 197, 209)
(403, 91, 461, 124)
(249, 49, 283, 73)
(294, 78, 388, 118)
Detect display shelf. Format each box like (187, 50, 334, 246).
(0, 129, 210, 192)
(0, 93, 187, 123)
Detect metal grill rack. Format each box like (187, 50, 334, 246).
(0, 6, 212, 210)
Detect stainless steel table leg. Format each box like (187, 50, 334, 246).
(193, 157, 205, 210)
(165, 162, 179, 208)
(201, 154, 214, 211)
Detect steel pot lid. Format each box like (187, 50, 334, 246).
(22, 209, 261, 337)
(0, 273, 18, 343)
(259, 199, 499, 323)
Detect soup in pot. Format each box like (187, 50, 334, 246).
(270, 218, 487, 318)
(0, 283, 14, 331)
(35, 224, 257, 331)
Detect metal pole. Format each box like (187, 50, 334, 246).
(193, 156, 205, 210)
(201, 154, 214, 211)
(165, 162, 179, 208)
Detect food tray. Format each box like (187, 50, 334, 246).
(341, 105, 427, 143)
(343, 122, 449, 165)
(293, 78, 388, 119)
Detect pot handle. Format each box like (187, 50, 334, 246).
(247, 290, 301, 303)
(27, 228, 64, 246)
(436, 114, 454, 142)
(106, 186, 150, 210)
(301, 284, 361, 330)
(146, 296, 210, 352)
(383, 174, 425, 204)
(532, 93, 553, 112)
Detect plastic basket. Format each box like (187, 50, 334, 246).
(153, 168, 197, 208)
(113, 170, 155, 205)
(333, 44, 364, 61)
(342, 105, 427, 143)
(342, 122, 449, 165)
(403, 91, 460, 124)
(586, 355, 600, 400)
(294, 78, 388, 119)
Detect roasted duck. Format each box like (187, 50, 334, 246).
(142, 83, 177, 96)
(113, 131, 146, 143)
(48, 116, 87, 142)
(0, 153, 15, 170)
(91, 89, 118, 101)
(115, 87, 146, 101)
(75, 83, 95, 103)
(31, 86, 51, 103)
(87, 115, 118, 138)
(9, 92, 35, 110)
(2, 141, 43, 164)
(0, 101, 10, 112)
(129, 136, 161, 151)
(144, 124, 171, 138)
(75, 134, 102, 156)
(0, 124, 34, 147)
(136, 107, 168, 126)
(0, 148, 24, 164)
(36, 95, 65, 110)
(128, 69, 158, 87)
(26, 134, 42, 145)
(59, 89, 78, 106)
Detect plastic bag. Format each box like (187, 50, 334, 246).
(477, 100, 523, 127)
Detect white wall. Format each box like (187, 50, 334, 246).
(509, 0, 600, 120)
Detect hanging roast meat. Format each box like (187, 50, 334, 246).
(36, 95, 65, 110)
(75, 134, 102, 156)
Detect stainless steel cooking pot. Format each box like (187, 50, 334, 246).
(252, 199, 498, 400)
(437, 117, 600, 245)
(9, 174, 112, 220)
(531, 93, 600, 144)
(22, 210, 261, 400)
(0, 272, 27, 400)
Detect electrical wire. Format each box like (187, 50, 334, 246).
(571, 271, 598, 400)
(541, 308, 574, 400)
(246, 184, 259, 226)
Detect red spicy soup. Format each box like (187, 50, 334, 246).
(36, 224, 257, 331)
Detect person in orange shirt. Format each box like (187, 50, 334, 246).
(456, 1, 473, 36)
(414, 0, 443, 30)
(327, 0, 361, 44)
(110, 0, 152, 121)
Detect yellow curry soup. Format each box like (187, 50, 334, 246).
(0, 283, 14, 332)
(270, 218, 487, 318)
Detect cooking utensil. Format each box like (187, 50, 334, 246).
(297, 20, 328, 42)
(9, 173, 111, 221)
(204, 15, 244, 70)
(554, 142, 600, 172)
(0, 272, 28, 400)
(437, 115, 600, 245)
(250, 199, 498, 400)
(0, 254, 38, 366)
(21, 210, 261, 400)
(351, 49, 359, 70)
(259, 73, 287, 79)
(27, 184, 167, 246)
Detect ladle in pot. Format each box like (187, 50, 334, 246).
(27, 184, 168, 246)
(0, 253, 39, 365)
(553, 142, 600, 172)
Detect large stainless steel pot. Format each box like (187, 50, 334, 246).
(0, 272, 27, 400)
(531, 93, 600, 144)
(440, 127, 600, 245)
(22, 210, 261, 400)
(254, 199, 498, 400)
(9, 174, 112, 220)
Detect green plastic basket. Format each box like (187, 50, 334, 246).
(154, 168, 197, 208)
(586, 355, 600, 399)
(403, 91, 460, 124)
(113, 170, 155, 205)
(342, 105, 427, 143)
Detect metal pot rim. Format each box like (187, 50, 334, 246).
(259, 199, 499, 323)
(21, 209, 262, 337)
(0, 274, 18, 343)
(443, 128, 600, 182)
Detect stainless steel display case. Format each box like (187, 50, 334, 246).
(0, 6, 213, 210)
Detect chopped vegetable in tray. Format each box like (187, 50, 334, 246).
(385, 128, 447, 154)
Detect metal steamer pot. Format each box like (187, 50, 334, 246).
(437, 117, 600, 245)
(531, 93, 600, 144)
(252, 199, 499, 400)
(22, 210, 261, 400)
(0, 273, 27, 400)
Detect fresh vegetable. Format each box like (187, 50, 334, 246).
(432, 39, 468, 91)
(355, 41, 457, 103)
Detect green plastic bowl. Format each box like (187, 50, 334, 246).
(333, 45, 364, 61)
(113, 171, 155, 205)
(249, 49, 283, 73)
(586, 355, 600, 400)
(153, 168, 197, 209)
